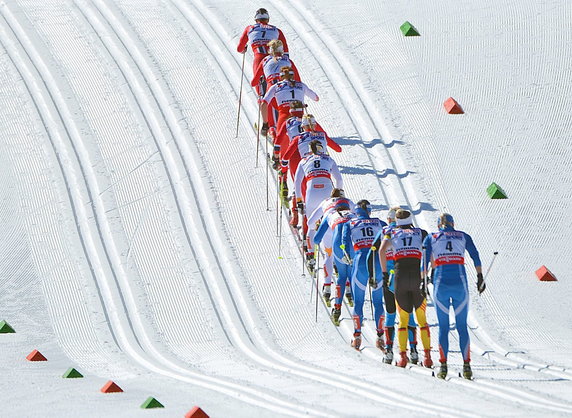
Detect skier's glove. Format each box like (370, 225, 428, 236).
(296, 199, 305, 215)
(476, 273, 486, 294)
(369, 276, 377, 289)
(420, 280, 427, 298)
(382, 272, 390, 289)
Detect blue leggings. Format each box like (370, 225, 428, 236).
(333, 258, 351, 307)
(434, 281, 470, 362)
(351, 251, 384, 334)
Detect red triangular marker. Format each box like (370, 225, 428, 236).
(444, 97, 464, 114)
(535, 265, 557, 281)
(185, 406, 209, 418)
(100, 380, 123, 393)
(26, 349, 47, 361)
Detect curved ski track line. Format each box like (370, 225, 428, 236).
(166, 1, 476, 416)
(1, 2, 322, 415)
(86, 0, 438, 415)
(68, 0, 333, 415)
(263, 1, 572, 413)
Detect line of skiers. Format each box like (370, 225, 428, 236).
(237, 8, 486, 380)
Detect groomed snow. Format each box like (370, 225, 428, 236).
(0, 0, 571, 416)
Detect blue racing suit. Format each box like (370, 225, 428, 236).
(342, 212, 386, 335)
(423, 226, 481, 363)
(315, 210, 353, 308)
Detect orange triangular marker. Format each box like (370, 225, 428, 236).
(444, 97, 464, 114)
(185, 406, 209, 418)
(100, 380, 123, 393)
(26, 349, 47, 361)
(535, 265, 557, 281)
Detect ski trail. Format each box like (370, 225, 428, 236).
(257, 1, 572, 413)
(0, 2, 329, 415)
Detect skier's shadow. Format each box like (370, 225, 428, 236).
(338, 165, 414, 179)
(332, 136, 405, 149)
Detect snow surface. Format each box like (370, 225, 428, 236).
(1, 0, 571, 416)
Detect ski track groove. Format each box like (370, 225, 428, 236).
(259, 0, 572, 413)
(168, 0, 482, 416)
(1, 1, 324, 415)
(71, 0, 337, 415)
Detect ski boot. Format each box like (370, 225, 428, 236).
(260, 122, 269, 136)
(289, 196, 299, 226)
(462, 361, 473, 380)
(330, 306, 341, 326)
(437, 362, 448, 379)
(351, 333, 362, 351)
(383, 345, 394, 364)
(345, 292, 354, 307)
(396, 351, 408, 368)
(410, 344, 419, 365)
(322, 284, 331, 307)
(423, 349, 433, 368)
(306, 252, 316, 276)
(279, 175, 289, 207)
(375, 332, 385, 352)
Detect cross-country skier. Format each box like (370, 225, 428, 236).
(237, 8, 289, 85)
(283, 114, 341, 226)
(251, 40, 300, 95)
(315, 199, 355, 325)
(423, 213, 484, 379)
(262, 66, 319, 137)
(341, 200, 386, 351)
(378, 209, 433, 368)
(311, 189, 355, 306)
(368, 207, 420, 363)
(294, 140, 343, 271)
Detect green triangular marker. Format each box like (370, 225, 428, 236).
(487, 182, 508, 199)
(0, 320, 15, 333)
(141, 397, 164, 409)
(400, 21, 420, 36)
(62, 367, 83, 378)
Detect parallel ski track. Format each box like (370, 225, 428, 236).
(137, 0, 476, 415)
(0, 2, 327, 416)
(72, 0, 344, 415)
(177, 0, 572, 414)
(264, 0, 572, 413)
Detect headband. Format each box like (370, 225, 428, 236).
(396, 215, 413, 226)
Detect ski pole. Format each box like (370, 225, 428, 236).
(235, 52, 246, 138)
(370, 245, 376, 321)
(255, 97, 262, 168)
(479, 251, 498, 297)
(265, 115, 269, 212)
(339, 244, 352, 266)
(315, 244, 320, 322)
(483, 251, 499, 281)
(278, 196, 284, 258)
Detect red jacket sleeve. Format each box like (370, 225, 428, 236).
(283, 136, 299, 160)
(291, 61, 301, 82)
(279, 30, 289, 53)
(315, 123, 342, 153)
(237, 26, 250, 53)
(251, 60, 264, 86)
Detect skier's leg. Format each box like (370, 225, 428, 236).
(452, 281, 471, 362)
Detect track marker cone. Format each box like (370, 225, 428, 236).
(100, 380, 123, 393)
(26, 349, 47, 361)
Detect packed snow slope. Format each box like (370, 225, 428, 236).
(0, 0, 571, 416)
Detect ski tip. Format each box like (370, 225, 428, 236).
(278, 256, 283, 259)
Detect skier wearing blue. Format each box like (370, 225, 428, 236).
(423, 213, 485, 380)
(341, 200, 387, 350)
(314, 199, 354, 324)
(368, 207, 419, 363)
(311, 190, 355, 307)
